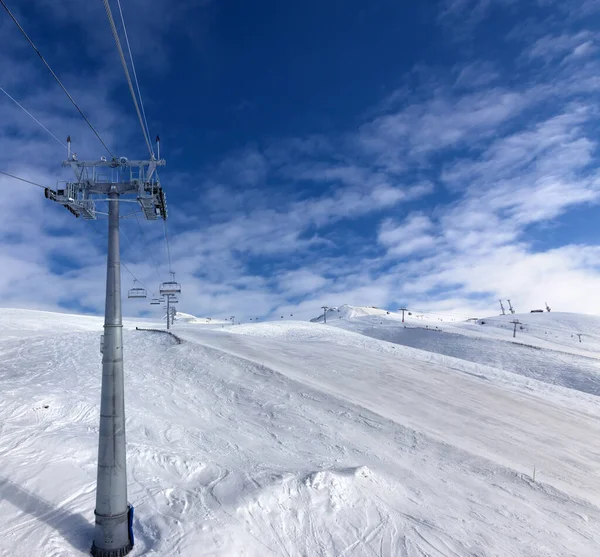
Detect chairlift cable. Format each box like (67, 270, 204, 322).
(162, 218, 173, 273)
(0, 170, 46, 189)
(121, 262, 149, 291)
(155, 168, 175, 277)
(115, 0, 154, 157)
(86, 212, 149, 291)
(102, 0, 153, 157)
(133, 214, 164, 283)
(0, 86, 65, 148)
(0, 0, 114, 157)
(121, 218, 163, 285)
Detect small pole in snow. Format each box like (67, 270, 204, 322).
(577, 333, 582, 343)
(398, 307, 408, 323)
(321, 306, 329, 324)
(511, 319, 521, 338)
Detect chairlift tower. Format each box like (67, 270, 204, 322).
(499, 300, 506, 316)
(45, 137, 167, 557)
(159, 272, 181, 330)
(507, 299, 515, 314)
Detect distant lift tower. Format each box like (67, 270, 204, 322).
(45, 137, 166, 557)
(507, 299, 515, 314)
(159, 272, 181, 330)
(162, 305, 176, 326)
(499, 300, 506, 316)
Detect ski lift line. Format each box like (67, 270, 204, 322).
(162, 218, 173, 273)
(0, 0, 114, 158)
(102, 0, 153, 157)
(115, 0, 154, 158)
(0, 170, 46, 189)
(121, 211, 148, 219)
(120, 223, 138, 254)
(155, 167, 174, 274)
(133, 213, 164, 284)
(85, 217, 150, 292)
(120, 219, 163, 285)
(121, 262, 149, 291)
(0, 86, 66, 147)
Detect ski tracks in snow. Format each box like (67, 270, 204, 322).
(2, 319, 600, 556)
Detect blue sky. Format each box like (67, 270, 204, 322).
(1, 0, 600, 320)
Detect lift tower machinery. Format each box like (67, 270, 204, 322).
(45, 137, 167, 557)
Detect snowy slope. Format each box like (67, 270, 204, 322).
(314, 306, 600, 398)
(175, 312, 230, 325)
(1, 308, 600, 556)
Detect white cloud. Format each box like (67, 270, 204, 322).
(379, 214, 437, 257)
(277, 270, 329, 296)
(453, 61, 500, 89)
(441, 106, 594, 187)
(3, 0, 600, 324)
(357, 88, 529, 170)
(526, 31, 595, 63)
(438, 0, 517, 29)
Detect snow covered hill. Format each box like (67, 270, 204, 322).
(312, 305, 600, 396)
(1, 307, 600, 556)
(174, 312, 230, 325)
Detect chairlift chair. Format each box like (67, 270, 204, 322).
(150, 298, 161, 305)
(159, 272, 181, 296)
(128, 280, 147, 299)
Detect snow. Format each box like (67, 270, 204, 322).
(174, 312, 230, 325)
(1, 306, 600, 556)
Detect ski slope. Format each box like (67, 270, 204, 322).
(1, 308, 600, 556)
(313, 306, 600, 396)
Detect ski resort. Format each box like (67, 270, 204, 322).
(2, 0, 600, 555)
(1, 307, 600, 555)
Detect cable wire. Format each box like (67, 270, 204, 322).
(102, 0, 153, 157)
(88, 215, 149, 292)
(115, 0, 154, 157)
(0, 86, 65, 147)
(162, 218, 173, 273)
(121, 261, 149, 291)
(133, 215, 164, 283)
(154, 168, 173, 277)
(0, 0, 114, 158)
(0, 170, 46, 189)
